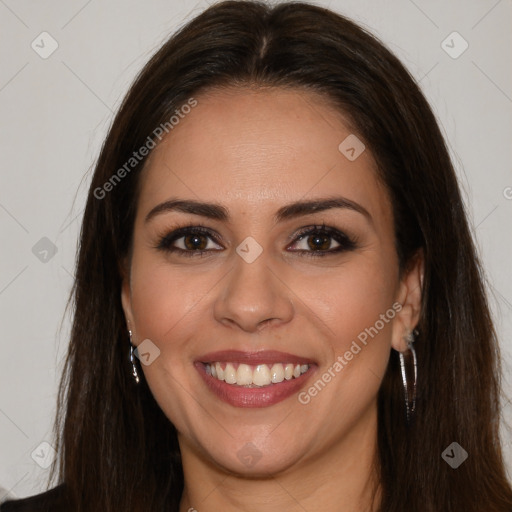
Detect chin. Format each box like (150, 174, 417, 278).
(212, 445, 306, 477)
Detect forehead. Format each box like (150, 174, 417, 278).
(137, 87, 391, 224)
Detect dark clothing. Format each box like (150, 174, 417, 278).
(1, 485, 68, 512)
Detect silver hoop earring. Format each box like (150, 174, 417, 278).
(399, 329, 418, 423)
(129, 330, 140, 384)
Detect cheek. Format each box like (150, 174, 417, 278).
(302, 255, 397, 347)
(129, 250, 213, 347)
(301, 256, 397, 416)
(127, 252, 215, 430)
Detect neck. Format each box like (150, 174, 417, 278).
(178, 405, 381, 512)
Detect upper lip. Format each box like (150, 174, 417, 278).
(197, 350, 315, 366)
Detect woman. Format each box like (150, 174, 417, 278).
(2, 1, 511, 511)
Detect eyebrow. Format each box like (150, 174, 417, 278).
(145, 196, 372, 224)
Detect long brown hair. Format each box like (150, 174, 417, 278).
(51, 1, 512, 510)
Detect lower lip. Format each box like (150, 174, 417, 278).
(195, 363, 316, 408)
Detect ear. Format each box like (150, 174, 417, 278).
(120, 257, 135, 335)
(391, 250, 424, 352)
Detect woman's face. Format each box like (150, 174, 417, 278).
(122, 87, 421, 476)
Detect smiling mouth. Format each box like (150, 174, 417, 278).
(204, 362, 310, 387)
(195, 350, 316, 407)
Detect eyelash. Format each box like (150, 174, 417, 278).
(155, 222, 357, 258)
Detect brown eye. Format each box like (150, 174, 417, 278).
(183, 233, 208, 250)
(289, 225, 357, 257)
(156, 226, 223, 256)
(306, 233, 336, 251)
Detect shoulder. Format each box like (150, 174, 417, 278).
(0, 485, 69, 512)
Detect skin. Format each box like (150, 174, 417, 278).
(121, 87, 423, 512)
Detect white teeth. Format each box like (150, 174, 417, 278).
(253, 364, 271, 386)
(205, 362, 310, 387)
(236, 364, 253, 385)
(224, 363, 237, 384)
(215, 362, 224, 380)
(270, 364, 285, 383)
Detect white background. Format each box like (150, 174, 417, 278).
(0, 0, 511, 500)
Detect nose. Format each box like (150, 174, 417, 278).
(213, 253, 294, 333)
